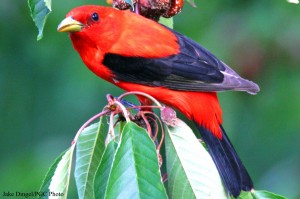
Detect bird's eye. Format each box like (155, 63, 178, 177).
(91, 12, 99, 22)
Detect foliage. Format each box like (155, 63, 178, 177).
(28, 0, 51, 40)
(38, 92, 286, 199)
(1, 0, 297, 199)
(164, 119, 226, 198)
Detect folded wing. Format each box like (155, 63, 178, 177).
(103, 28, 260, 94)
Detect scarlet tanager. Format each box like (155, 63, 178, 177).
(58, 6, 259, 197)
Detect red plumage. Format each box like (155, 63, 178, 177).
(58, 5, 259, 197)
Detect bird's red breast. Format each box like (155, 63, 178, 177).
(116, 81, 223, 137)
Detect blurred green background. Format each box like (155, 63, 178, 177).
(1, 0, 299, 198)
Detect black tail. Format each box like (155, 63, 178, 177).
(195, 123, 253, 198)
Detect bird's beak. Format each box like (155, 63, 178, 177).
(57, 16, 84, 33)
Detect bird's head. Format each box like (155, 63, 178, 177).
(57, 6, 123, 52)
(58, 5, 178, 59)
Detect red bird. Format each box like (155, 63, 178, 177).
(58, 5, 259, 197)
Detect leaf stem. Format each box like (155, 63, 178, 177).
(108, 111, 116, 141)
(113, 100, 130, 122)
(72, 109, 110, 145)
(142, 111, 165, 151)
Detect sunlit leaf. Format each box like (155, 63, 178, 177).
(104, 122, 167, 199)
(38, 150, 67, 199)
(94, 141, 118, 199)
(252, 190, 287, 199)
(165, 128, 195, 199)
(159, 17, 174, 29)
(49, 145, 75, 199)
(164, 119, 228, 199)
(74, 119, 107, 199)
(28, 0, 52, 40)
(236, 191, 258, 199)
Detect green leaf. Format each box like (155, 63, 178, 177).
(94, 141, 118, 199)
(104, 122, 167, 199)
(74, 119, 107, 199)
(28, 0, 52, 40)
(38, 150, 68, 199)
(164, 119, 228, 199)
(252, 190, 287, 199)
(159, 17, 174, 29)
(49, 145, 75, 199)
(164, 125, 195, 199)
(236, 191, 253, 199)
(106, 116, 125, 143)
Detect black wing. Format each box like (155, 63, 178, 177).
(103, 29, 260, 94)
